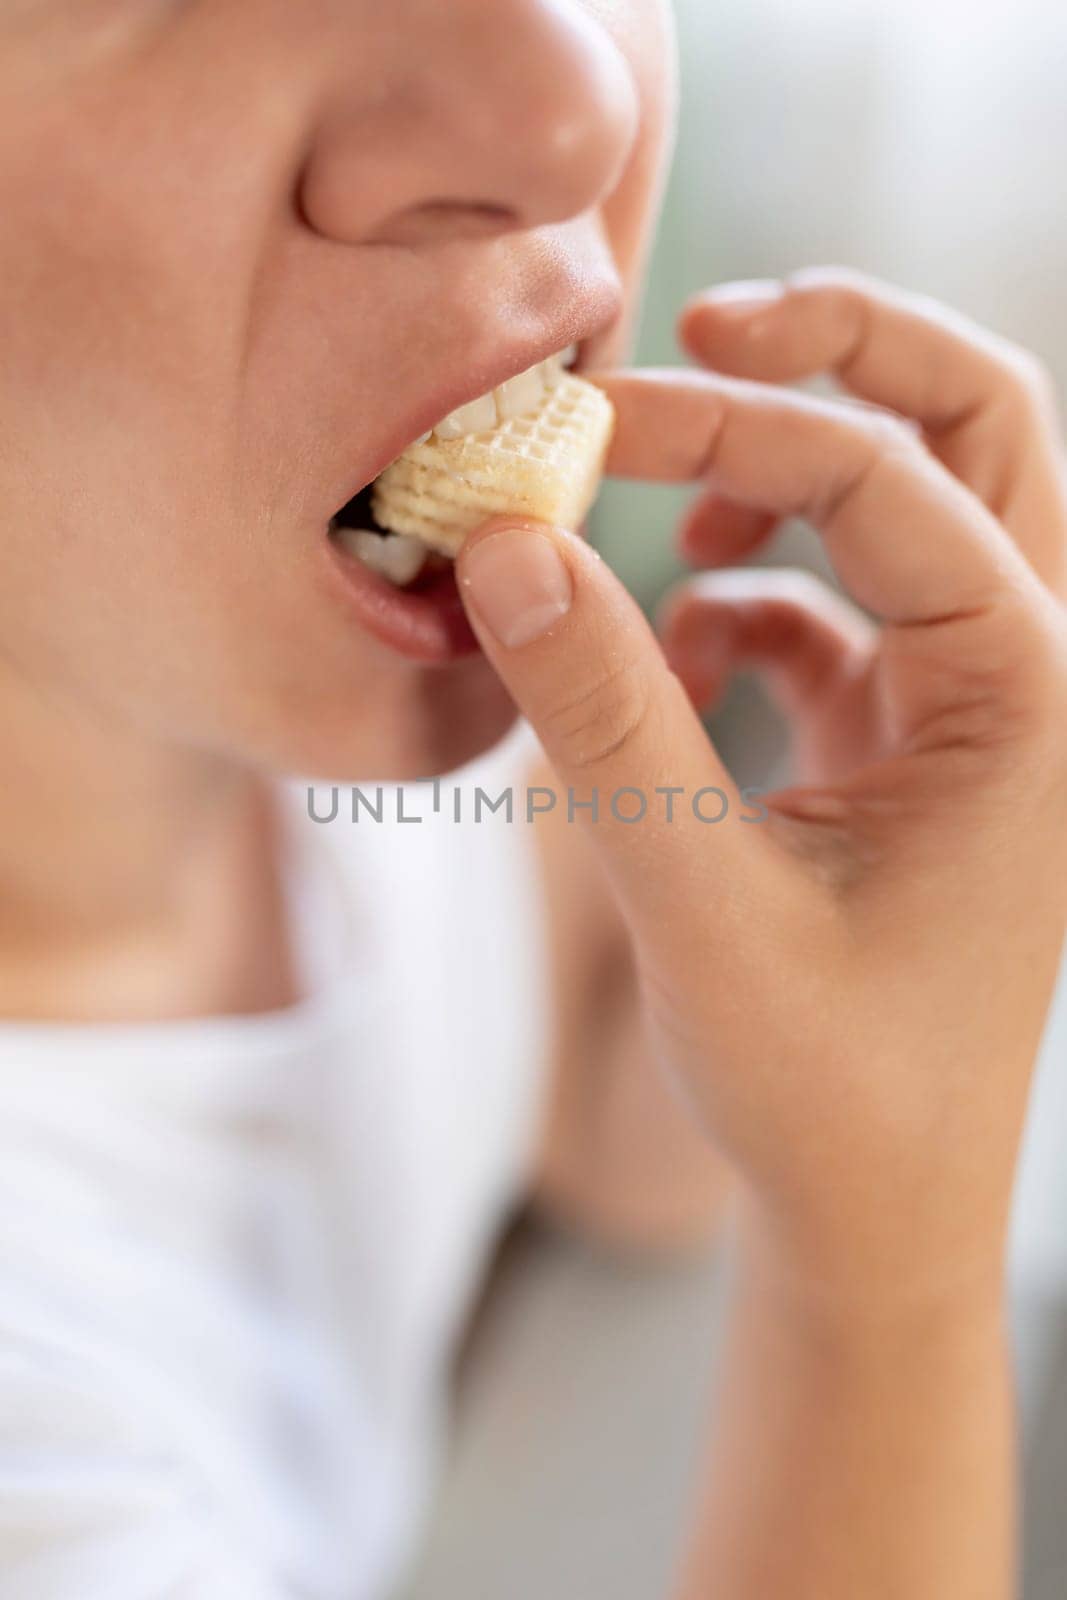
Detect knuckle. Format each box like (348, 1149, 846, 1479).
(999, 342, 1059, 418)
(866, 411, 923, 460)
(543, 653, 652, 773)
(823, 414, 922, 523)
(785, 268, 875, 346)
(1027, 600, 1067, 723)
(979, 585, 1067, 728)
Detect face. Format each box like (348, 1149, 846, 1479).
(0, 0, 675, 781)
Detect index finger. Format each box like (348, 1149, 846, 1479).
(680, 270, 1067, 593)
(596, 368, 1036, 632)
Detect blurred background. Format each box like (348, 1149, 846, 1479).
(404, 2, 1067, 1594)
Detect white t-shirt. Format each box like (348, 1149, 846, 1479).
(0, 729, 549, 1599)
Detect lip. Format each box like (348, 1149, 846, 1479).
(322, 280, 623, 525)
(322, 543, 481, 663)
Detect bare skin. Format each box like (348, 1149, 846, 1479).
(458, 269, 1067, 1596)
(0, 0, 673, 1020)
(0, 0, 721, 1240)
(531, 764, 731, 1249)
(3, 1, 1067, 1592)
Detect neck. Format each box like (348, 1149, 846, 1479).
(0, 671, 298, 1022)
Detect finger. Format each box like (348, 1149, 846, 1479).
(680, 268, 1060, 438)
(599, 367, 1036, 631)
(677, 491, 779, 569)
(456, 518, 785, 943)
(680, 269, 1067, 589)
(659, 569, 875, 719)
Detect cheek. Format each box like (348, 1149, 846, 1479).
(0, 126, 278, 703)
(0, 58, 290, 603)
(585, 0, 678, 353)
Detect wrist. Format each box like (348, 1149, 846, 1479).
(735, 1190, 1009, 1340)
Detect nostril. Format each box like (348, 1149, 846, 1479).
(381, 200, 522, 246)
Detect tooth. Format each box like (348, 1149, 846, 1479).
(434, 393, 498, 441)
(541, 345, 579, 388)
(494, 364, 545, 422)
(412, 430, 432, 446)
(337, 528, 427, 585)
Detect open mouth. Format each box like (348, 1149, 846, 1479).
(322, 338, 616, 665)
(328, 343, 579, 589)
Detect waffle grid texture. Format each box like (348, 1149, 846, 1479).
(371, 374, 615, 556)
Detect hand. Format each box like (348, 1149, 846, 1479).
(664, 267, 1067, 787)
(457, 269, 1067, 1311)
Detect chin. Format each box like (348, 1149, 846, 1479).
(240, 651, 521, 784)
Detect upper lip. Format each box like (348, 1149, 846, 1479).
(325, 279, 623, 522)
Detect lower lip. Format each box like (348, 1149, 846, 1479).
(323, 534, 481, 663)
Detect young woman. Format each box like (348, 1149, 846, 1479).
(1, 3, 1065, 1596)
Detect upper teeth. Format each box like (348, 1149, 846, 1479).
(433, 391, 498, 440)
(430, 345, 576, 443)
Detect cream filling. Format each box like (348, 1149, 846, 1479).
(336, 344, 579, 586)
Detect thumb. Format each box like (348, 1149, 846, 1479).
(456, 519, 777, 938)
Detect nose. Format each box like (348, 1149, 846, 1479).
(300, 0, 640, 247)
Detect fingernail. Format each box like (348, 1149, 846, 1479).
(697, 279, 784, 321)
(461, 528, 573, 649)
